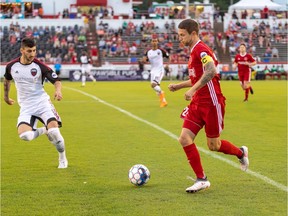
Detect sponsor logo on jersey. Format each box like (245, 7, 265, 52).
(188, 68, 195, 77)
(31, 68, 37, 76)
(52, 72, 58, 78)
(200, 52, 207, 58)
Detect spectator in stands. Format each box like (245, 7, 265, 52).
(271, 47, 279, 59)
(33, 27, 40, 39)
(78, 34, 86, 44)
(176, 64, 184, 80)
(164, 64, 171, 80)
(53, 37, 60, 48)
(129, 43, 137, 55)
(270, 65, 278, 73)
(277, 65, 286, 74)
(263, 65, 270, 74)
(67, 34, 74, 44)
(45, 50, 51, 63)
(263, 6, 269, 19)
(221, 36, 227, 54)
(232, 10, 238, 19)
(241, 10, 248, 19)
(37, 49, 45, 62)
(63, 54, 70, 62)
(90, 45, 98, 64)
(241, 21, 247, 29)
(256, 66, 264, 74)
(264, 46, 272, 58)
(250, 45, 256, 56)
(60, 37, 68, 48)
(258, 35, 264, 48)
(229, 42, 237, 56)
(38, 7, 43, 18)
(71, 52, 77, 64)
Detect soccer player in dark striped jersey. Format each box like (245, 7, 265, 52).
(4, 37, 68, 168)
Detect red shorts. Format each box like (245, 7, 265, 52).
(181, 101, 225, 138)
(238, 71, 251, 83)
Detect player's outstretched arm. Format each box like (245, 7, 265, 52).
(3, 78, 15, 105)
(168, 80, 192, 92)
(54, 81, 63, 101)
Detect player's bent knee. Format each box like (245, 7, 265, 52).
(19, 131, 34, 141)
(151, 83, 157, 88)
(207, 140, 220, 151)
(178, 135, 192, 147)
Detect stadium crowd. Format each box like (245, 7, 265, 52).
(0, 3, 287, 69)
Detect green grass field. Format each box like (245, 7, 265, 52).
(1, 80, 287, 216)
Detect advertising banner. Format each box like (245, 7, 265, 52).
(69, 69, 150, 81)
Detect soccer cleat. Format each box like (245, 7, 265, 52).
(250, 87, 254, 95)
(58, 158, 68, 169)
(160, 100, 168, 108)
(239, 146, 249, 171)
(186, 177, 211, 193)
(243, 99, 248, 102)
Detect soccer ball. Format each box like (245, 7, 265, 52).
(128, 164, 150, 186)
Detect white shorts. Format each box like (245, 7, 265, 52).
(81, 64, 92, 75)
(150, 69, 164, 85)
(17, 99, 62, 129)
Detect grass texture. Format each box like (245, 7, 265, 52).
(1, 80, 287, 216)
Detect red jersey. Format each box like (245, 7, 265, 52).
(234, 53, 255, 74)
(188, 40, 224, 105)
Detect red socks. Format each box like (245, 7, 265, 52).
(245, 88, 249, 100)
(218, 140, 243, 159)
(183, 144, 205, 179)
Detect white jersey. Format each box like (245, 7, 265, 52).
(145, 48, 169, 73)
(4, 57, 60, 109)
(80, 55, 90, 64)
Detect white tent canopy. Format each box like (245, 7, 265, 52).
(228, 0, 283, 13)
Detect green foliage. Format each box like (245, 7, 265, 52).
(1, 80, 287, 215)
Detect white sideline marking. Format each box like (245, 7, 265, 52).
(65, 87, 288, 193)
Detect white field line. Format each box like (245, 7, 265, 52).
(65, 87, 288, 193)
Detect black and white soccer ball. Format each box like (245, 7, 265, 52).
(128, 164, 150, 186)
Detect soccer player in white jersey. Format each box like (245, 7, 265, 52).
(143, 38, 169, 108)
(4, 37, 68, 169)
(80, 51, 96, 87)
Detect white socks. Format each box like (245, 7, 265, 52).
(47, 128, 65, 153)
(82, 75, 86, 86)
(153, 85, 162, 95)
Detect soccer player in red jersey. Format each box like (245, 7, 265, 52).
(233, 43, 257, 102)
(168, 19, 249, 193)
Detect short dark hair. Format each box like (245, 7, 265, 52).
(240, 43, 246, 47)
(21, 37, 36, 48)
(178, 19, 199, 35)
